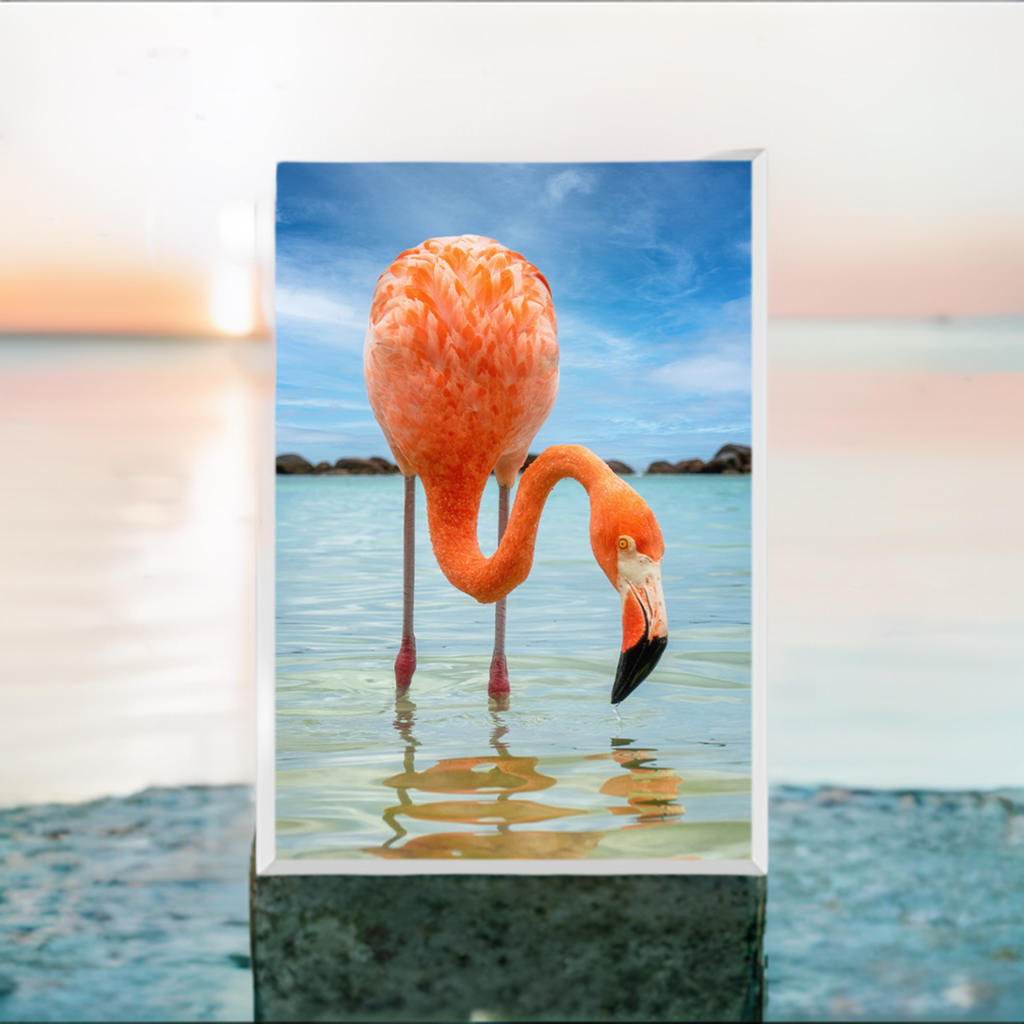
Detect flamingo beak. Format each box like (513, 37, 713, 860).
(611, 558, 668, 705)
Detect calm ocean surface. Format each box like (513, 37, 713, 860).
(275, 473, 751, 861)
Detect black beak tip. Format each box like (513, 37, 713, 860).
(610, 633, 667, 705)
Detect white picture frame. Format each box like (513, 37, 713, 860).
(257, 152, 766, 877)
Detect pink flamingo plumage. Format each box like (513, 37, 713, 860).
(364, 235, 667, 703)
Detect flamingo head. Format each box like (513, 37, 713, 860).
(590, 484, 668, 705)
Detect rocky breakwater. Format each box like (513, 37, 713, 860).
(646, 444, 751, 475)
(276, 454, 401, 475)
(278, 453, 642, 477)
(521, 454, 636, 476)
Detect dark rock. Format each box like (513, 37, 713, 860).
(716, 443, 752, 468)
(276, 453, 313, 475)
(312, 461, 332, 474)
(367, 456, 400, 475)
(605, 459, 635, 475)
(333, 457, 384, 475)
(702, 444, 751, 475)
(646, 458, 706, 474)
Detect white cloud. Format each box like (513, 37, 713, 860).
(277, 397, 367, 410)
(276, 285, 362, 327)
(716, 294, 752, 328)
(655, 347, 751, 395)
(640, 244, 698, 295)
(557, 314, 646, 370)
(275, 423, 381, 444)
(547, 169, 593, 204)
(692, 422, 752, 435)
(607, 415, 694, 435)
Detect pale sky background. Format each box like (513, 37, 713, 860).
(276, 161, 752, 467)
(1, 3, 1021, 322)
(0, 4, 1022, 801)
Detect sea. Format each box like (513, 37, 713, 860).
(274, 472, 752, 862)
(3, 318, 1022, 1019)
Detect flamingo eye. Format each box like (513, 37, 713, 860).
(618, 536, 630, 551)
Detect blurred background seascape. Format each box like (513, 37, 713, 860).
(1, 4, 1022, 1021)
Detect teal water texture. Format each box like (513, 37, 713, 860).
(276, 473, 751, 861)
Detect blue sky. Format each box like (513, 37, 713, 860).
(276, 162, 751, 469)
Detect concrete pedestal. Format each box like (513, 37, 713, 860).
(250, 870, 766, 1022)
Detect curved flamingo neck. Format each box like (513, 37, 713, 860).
(423, 444, 621, 604)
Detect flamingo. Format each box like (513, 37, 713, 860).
(364, 235, 667, 704)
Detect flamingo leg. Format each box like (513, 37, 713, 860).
(488, 483, 511, 697)
(395, 474, 417, 689)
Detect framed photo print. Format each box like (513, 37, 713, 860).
(258, 156, 766, 875)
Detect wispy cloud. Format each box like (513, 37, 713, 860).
(557, 314, 647, 371)
(692, 422, 752, 435)
(276, 286, 362, 328)
(716, 294, 752, 329)
(655, 344, 751, 396)
(547, 169, 594, 204)
(636, 243, 699, 294)
(277, 396, 367, 410)
(608, 414, 695, 435)
(275, 423, 381, 445)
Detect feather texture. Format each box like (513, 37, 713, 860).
(365, 235, 558, 489)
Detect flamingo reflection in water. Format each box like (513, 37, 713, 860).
(364, 694, 684, 860)
(590, 748, 687, 826)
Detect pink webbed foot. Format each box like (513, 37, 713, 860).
(395, 635, 416, 690)
(488, 653, 510, 698)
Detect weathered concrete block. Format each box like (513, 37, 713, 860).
(250, 869, 766, 1022)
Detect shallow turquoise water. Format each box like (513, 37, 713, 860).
(275, 473, 751, 860)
